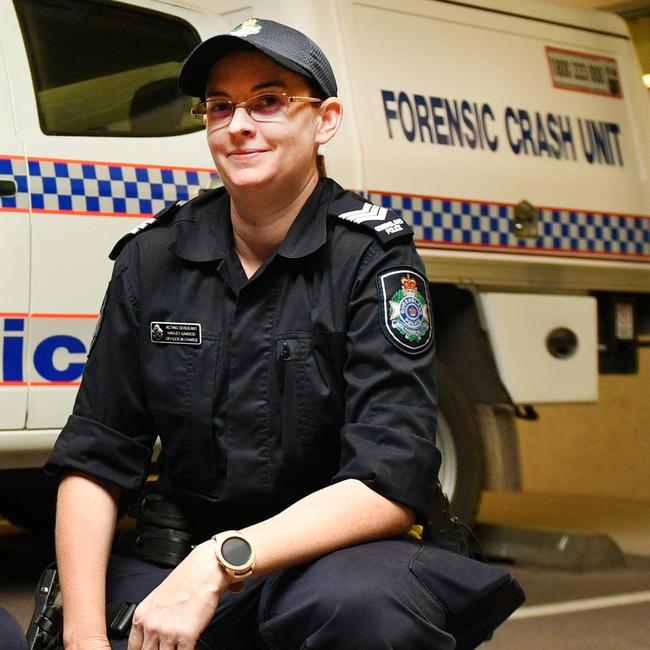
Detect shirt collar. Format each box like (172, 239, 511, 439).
(276, 178, 335, 259)
(168, 188, 232, 262)
(169, 179, 340, 263)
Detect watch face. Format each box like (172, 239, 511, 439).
(222, 536, 252, 568)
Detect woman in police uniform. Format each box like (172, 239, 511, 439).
(46, 18, 521, 650)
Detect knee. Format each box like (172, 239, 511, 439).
(0, 606, 28, 650)
(259, 542, 453, 649)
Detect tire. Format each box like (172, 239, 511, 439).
(435, 362, 484, 524)
(0, 469, 57, 537)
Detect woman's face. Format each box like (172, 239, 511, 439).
(204, 49, 325, 196)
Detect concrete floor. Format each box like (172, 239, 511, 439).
(488, 555, 650, 649)
(478, 492, 650, 649)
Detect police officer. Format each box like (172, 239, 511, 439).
(45, 18, 520, 650)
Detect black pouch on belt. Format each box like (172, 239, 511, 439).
(126, 482, 194, 568)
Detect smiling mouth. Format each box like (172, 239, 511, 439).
(229, 150, 268, 159)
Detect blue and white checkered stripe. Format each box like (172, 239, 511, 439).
(2, 157, 649, 258)
(1, 157, 214, 215)
(369, 192, 650, 259)
(0, 157, 29, 210)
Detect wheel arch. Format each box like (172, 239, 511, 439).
(430, 283, 522, 495)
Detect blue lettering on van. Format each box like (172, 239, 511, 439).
(3, 319, 24, 381)
(578, 119, 624, 166)
(381, 92, 623, 167)
(1, 319, 87, 383)
(505, 107, 577, 161)
(398, 92, 416, 142)
(34, 335, 86, 382)
(381, 90, 498, 151)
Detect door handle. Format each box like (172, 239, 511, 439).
(0, 179, 17, 196)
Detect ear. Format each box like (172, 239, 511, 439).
(315, 97, 343, 146)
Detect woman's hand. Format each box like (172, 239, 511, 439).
(127, 541, 229, 650)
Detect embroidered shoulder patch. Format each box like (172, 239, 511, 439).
(109, 200, 185, 260)
(329, 195, 413, 245)
(377, 268, 433, 354)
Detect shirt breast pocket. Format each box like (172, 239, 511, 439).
(274, 331, 346, 475)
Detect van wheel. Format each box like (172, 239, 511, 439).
(436, 363, 484, 524)
(0, 469, 56, 537)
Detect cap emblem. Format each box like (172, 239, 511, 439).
(230, 18, 262, 38)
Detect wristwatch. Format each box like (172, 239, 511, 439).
(212, 530, 256, 582)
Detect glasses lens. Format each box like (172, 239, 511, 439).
(205, 99, 233, 124)
(249, 94, 287, 121)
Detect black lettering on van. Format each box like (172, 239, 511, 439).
(552, 58, 572, 79)
(572, 62, 589, 81)
(589, 65, 604, 83)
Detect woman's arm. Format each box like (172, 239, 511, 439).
(128, 478, 412, 649)
(242, 478, 414, 573)
(56, 472, 120, 650)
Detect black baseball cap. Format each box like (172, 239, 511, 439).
(178, 18, 338, 99)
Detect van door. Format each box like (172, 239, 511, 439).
(0, 5, 29, 430)
(5, 0, 222, 430)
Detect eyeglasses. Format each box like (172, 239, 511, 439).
(191, 92, 322, 128)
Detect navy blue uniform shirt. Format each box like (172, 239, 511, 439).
(46, 178, 440, 535)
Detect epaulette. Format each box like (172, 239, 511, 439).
(109, 200, 185, 260)
(328, 194, 413, 246)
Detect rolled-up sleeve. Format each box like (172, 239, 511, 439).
(332, 240, 440, 521)
(45, 243, 156, 492)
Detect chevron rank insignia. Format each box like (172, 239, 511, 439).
(377, 268, 433, 354)
(329, 196, 413, 245)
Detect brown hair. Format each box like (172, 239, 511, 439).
(316, 153, 327, 178)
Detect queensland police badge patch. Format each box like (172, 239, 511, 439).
(377, 268, 433, 354)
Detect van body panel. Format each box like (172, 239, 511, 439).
(0, 3, 29, 430)
(479, 293, 597, 403)
(337, 0, 649, 252)
(1, 0, 222, 431)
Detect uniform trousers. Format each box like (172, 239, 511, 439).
(0, 606, 28, 650)
(106, 537, 457, 649)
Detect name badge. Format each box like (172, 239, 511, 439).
(150, 321, 202, 345)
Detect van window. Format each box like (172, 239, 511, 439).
(14, 0, 203, 137)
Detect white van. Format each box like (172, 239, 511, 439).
(1, 0, 649, 529)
